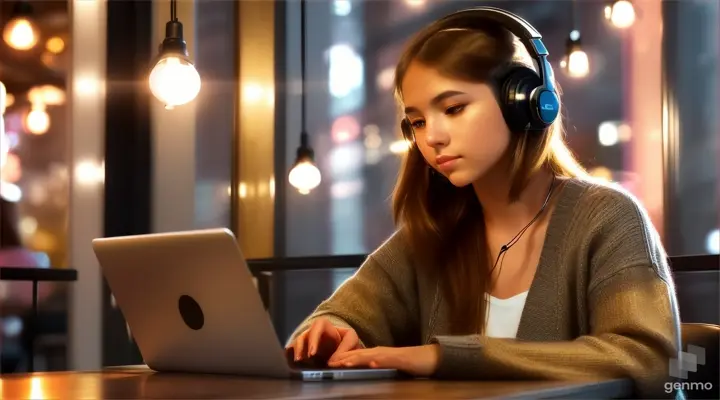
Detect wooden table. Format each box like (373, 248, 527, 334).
(0, 367, 632, 399)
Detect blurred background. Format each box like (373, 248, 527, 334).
(1, 0, 68, 267)
(0, 0, 717, 375)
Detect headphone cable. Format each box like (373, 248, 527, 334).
(484, 174, 557, 331)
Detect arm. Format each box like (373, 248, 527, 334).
(430, 187, 681, 399)
(286, 231, 420, 348)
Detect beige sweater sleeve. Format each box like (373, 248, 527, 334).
(286, 232, 420, 348)
(431, 268, 677, 398)
(430, 188, 681, 399)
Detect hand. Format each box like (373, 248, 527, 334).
(327, 344, 441, 377)
(286, 317, 362, 364)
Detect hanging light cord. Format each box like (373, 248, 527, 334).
(571, 0, 579, 31)
(300, 0, 307, 133)
(170, 0, 177, 22)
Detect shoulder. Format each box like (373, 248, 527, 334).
(367, 229, 413, 267)
(565, 178, 653, 224)
(559, 178, 671, 283)
(362, 229, 418, 280)
(571, 178, 660, 243)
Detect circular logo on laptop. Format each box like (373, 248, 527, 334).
(178, 295, 204, 330)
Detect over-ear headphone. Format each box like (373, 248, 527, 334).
(401, 7, 560, 144)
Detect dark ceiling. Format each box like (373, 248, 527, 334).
(0, 0, 68, 95)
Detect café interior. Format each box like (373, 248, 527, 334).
(0, 0, 718, 398)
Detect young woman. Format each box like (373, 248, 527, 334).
(287, 7, 680, 399)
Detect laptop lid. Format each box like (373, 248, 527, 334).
(92, 228, 292, 378)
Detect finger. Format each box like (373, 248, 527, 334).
(335, 326, 353, 335)
(328, 329, 359, 362)
(293, 330, 309, 361)
(333, 354, 364, 368)
(306, 319, 332, 357)
(328, 348, 369, 367)
(329, 347, 362, 360)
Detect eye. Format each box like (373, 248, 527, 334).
(411, 120, 425, 129)
(445, 104, 466, 115)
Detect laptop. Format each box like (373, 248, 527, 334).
(92, 228, 397, 381)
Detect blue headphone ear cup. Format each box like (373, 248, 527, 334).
(532, 87, 560, 128)
(496, 66, 544, 133)
(401, 118, 415, 144)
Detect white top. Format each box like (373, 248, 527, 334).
(484, 291, 529, 339)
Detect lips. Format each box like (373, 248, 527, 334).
(435, 155, 460, 166)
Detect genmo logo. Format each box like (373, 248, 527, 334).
(669, 344, 705, 379)
(666, 344, 714, 394)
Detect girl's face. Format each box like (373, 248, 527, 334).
(401, 61, 512, 187)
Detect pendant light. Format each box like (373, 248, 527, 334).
(604, 0, 636, 29)
(2, 1, 39, 51)
(560, 1, 590, 79)
(564, 30, 589, 78)
(288, 0, 321, 195)
(148, 0, 201, 110)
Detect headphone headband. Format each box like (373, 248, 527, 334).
(436, 7, 556, 94)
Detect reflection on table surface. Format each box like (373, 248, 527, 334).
(0, 367, 633, 400)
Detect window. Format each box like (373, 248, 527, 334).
(1, 1, 70, 268)
(662, 0, 719, 255)
(281, 0, 670, 256)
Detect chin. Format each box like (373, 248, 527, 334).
(443, 170, 476, 188)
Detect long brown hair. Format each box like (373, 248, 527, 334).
(391, 16, 587, 334)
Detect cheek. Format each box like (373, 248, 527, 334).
(460, 108, 511, 157)
(416, 143, 437, 169)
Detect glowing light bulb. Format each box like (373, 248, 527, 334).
(25, 103, 50, 135)
(75, 160, 105, 186)
(405, 0, 426, 8)
(45, 36, 65, 54)
(598, 121, 619, 146)
(28, 85, 66, 106)
(606, 0, 636, 29)
(5, 93, 14, 109)
(0, 181, 22, 202)
(389, 140, 411, 154)
(288, 161, 321, 195)
(706, 229, 720, 254)
(3, 17, 38, 50)
(148, 56, 201, 109)
(567, 50, 590, 78)
(589, 166, 613, 182)
(333, 0, 352, 16)
(1, 153, 21, 183)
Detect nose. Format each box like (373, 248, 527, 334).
(424, 119, 450, 148)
